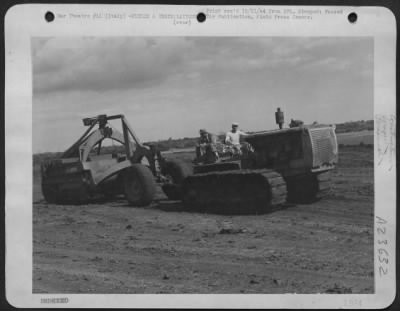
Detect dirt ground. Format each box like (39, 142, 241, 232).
(33, 146, 374, 294)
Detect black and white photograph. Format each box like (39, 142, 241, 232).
(5, 4, 396, 309)
(32, 36, 374, 294)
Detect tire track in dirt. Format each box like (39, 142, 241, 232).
(34, 243, 373, 294)
(33, 147, 374, 294)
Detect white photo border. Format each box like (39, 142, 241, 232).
(4, 4, 396, 309)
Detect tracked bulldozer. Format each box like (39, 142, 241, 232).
(41, 114, 179, 206)
(171, 108, 338, 214)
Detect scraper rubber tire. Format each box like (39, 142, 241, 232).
(123, 164, 156, 206)
(42, 182, 58, 204)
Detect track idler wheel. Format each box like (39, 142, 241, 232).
(161, 160, 192, 200)
(286, 171, 332, 203)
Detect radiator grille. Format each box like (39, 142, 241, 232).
(308, 128, 338, 167)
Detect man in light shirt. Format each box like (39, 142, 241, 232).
(225, 122, 249, 155)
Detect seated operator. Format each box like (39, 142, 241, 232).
(196, 129, 219, 163)
(225, 122, 249, 155)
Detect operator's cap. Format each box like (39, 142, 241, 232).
(232, 122, 239, 127)
(199, 128, 207, 134)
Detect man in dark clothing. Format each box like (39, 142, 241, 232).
(196, 129, 219, 163)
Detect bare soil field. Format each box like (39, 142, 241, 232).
(33, 146, 374, 294)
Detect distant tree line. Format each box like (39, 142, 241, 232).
(33, 120, 373, 165)
(148, 120, 374, 149)
(334, 120, 373, 133)
(144, 137, 199, 151)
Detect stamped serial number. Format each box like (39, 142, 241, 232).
(40, 297, 69, 304)
(376, 216, 389, 277)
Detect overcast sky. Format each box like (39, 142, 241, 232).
(32, 36, 373, 153)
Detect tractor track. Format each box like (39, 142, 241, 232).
(183, 169, 287, 214)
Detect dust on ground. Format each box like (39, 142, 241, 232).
(33, 146, 374, 294)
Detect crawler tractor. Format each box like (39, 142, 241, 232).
(41, 114, 183, 205)
(175, 109, 338, 214)
(41, 111, 338, 214)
